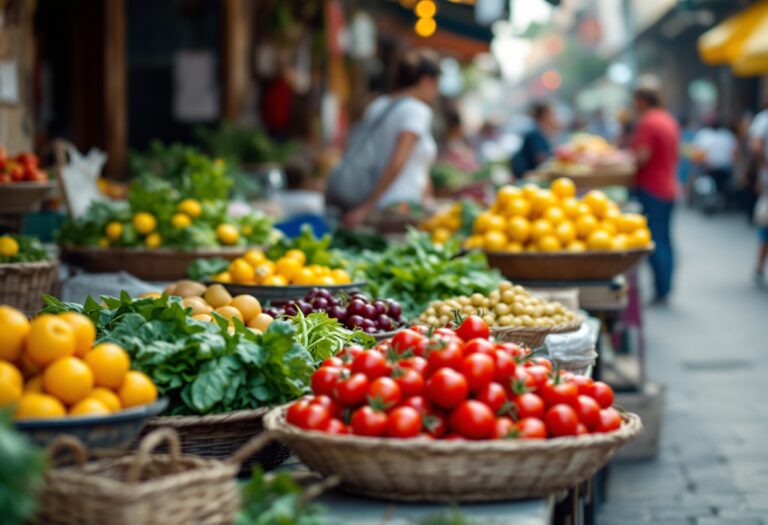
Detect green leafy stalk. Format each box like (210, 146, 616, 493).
(0, 411, 46, 525)
(236, 469, 327, 525)
(0, 235, 49, 264)
(288, 310, 375, 364)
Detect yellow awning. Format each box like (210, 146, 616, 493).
(698, 1, 768, 65)
(733, 7, 768, 76)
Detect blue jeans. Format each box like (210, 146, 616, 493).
(638, 189, 675, 299)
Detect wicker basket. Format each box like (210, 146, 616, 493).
(138, 408, 290, 473)
(34, 428, 273, 525)
(0, 259, 58, 316)
(265, 407, 642, 503)
(491, 317, 583, 349)
(485, 246, 653, 282)
(0, 181, 58, 214)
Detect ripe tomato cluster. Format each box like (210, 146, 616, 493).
(286, 316, 622, 440)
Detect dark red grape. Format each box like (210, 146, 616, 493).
(264, 307, 281, 318)
(312, 297, 329, 310)
(347, 299, 367, 317)
(346, 315, 365, 328)
(363, 304, 377, 319)
(284, 304, 298, 316)
(386, 300, 402, 319)
(376, 314, 394, 331)
(360, 318, 376, 331)
(364, 326, 378, 335)
(328, 306, 347, 321)
(351, 292, 369, 303)
(372, 300, 387, 316)
(297, 301, 313, 315)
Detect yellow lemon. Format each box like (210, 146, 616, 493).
(531, 190, 558, 216)
(496, 185, 521, 208)
(0, 236, 19, 257)
(145, 233, 162, 248)
(254, 261, 276, 282)
(0, 361, 23, 407)
(229, 258, 255, 284)
(506, 197, 532, 218)
(551, 177, 576, 199)
(105, 222, 123, 241)
(538, 234, 562, 252)
(178, 199, 202, 218)
(483, 230, 508, 252)
(262, 275, 288, 286)
(507, 216, 531, 243)
(506, 241, 524, 253)
(530, 219, 553, 241)
(432, 227, 451, 244)
(618, 213, 647, 233)
(521, 183, 540, 200)
(98, 238, 110, 248)
(628, 227, 652, 248)
(543, 206, 566, 225)
(575, 202, 592, 217)
(566, 240, 587, 252)
(474, 212, 506, 234)
(583, 190, 610, 218)
(216, 224, 240, 245)
(0, 306, 30, 362)
(561, 197, 580, 219)
(244, 248, 267, 267)
(464, 235, 484, 250)
(211, 271, 232, 283)
(330, 268, 351, 284)
(171, 213, 191, 228)
(611, 234, 628, 250)
(601, 220, 617, 235)
(292, 267, 316, 285)
(284, 249, 307, 265)
(554, 220, 577, 245)
(133, 212, 157, 235)
(276, 257, 302, 281)
(575, 215, 599, 239)
(587, 229, 613, 251)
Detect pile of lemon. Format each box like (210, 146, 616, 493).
(465, 178, 652, 253)
(212, 248, 352, 287)
(419, 202, 463, 245)
(0, 306, 158, 420)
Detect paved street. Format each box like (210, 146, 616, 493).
(599, 207, 768, 525)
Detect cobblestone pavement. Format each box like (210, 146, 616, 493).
(599, 208, 768, 525)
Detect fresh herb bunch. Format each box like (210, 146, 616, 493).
(329, 228, 390, 253)
(0, 411, 46, 525)
(349, 229, 502, 319)
(0, 234, 49, 264)
(42, 293, 315, 415)
(187, 257, 230, 281)
(236, 469, 327, 525)
(288, 310, 375, 364)
(196, 123, 297, 167)
(267, 226, 347, 269)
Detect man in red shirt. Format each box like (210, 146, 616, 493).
(630, 87, 680, 304)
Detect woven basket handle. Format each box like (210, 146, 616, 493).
(126, 428, 182, 483)
(226, 432, 275, 466)
(46, 435, 88, 467)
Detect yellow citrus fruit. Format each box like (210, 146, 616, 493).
(118, 371, 157, 408)
(192, 313, 213, 322)
(262, 275, 288, 286)
(84, 343, 130, 389)
(496, 185, 520, 208)
(483, 230, 508, 252)
(248, 313, 273, 332)
(254, 261, 276, 282)
(561, 197, 580, 219)
(506, 197, 532, 218)
(105, 222, 123, 241)
(25, 375, 43, 393)
(211, 271, 232, 283)
(214, 306, 243, 325)
(284, 249, 307, 266)
(507, 216, 531, 243)
(464, 235, 483, 250)
(244, 248, 267, 267)
(0, 305, 30, 362)
(69, 397, 110, 416)
(611, 234, 628, 250)
(566, 240, 587, 252)
(15, 393, 66, 419)
(538, 234, 562, 252)
(241, 224, 253, 236)
(603, 207, 622, 224)
(315, 275, 335, 286)
(530, 219, 554, 241)
(276, 257, 302, 281)
(231, 295, 262, 322)
(575, 202, 592, 217)
(475, 213, 506, 234)
(0, 236, 19, 257)
(204, 284, 233, 308)
(171, 213, 192, 228)
(59, 312, 96, 359)
(531, 190, 558, 216)
(601, 220, 617, 235)
(628, 227, 652, 248)
(575, 215, 599, 239)
(216, 224, 240, 245)
(292, 267, 316, 285)
(89, 387, 122, 412)
(27, 314, 76, 366)
(229, 258, 255, 284)
(432, 227, 451, 244)
(145, 233, 162, 248)
(550, 177, 576, 199)
(43, 356, 94, 405)
(506, 241, 524, 253)
(554, 221, 577, 245)
(583, 190, 610, 218)
(587, 229, 613, 251)
(618, 213, 647, 233)
(521, 183, 540, 200)
(330, 269, 351, 284)
(133, 212, 157, 235)
(178, 199, 202, 218)
(0, 361, 23, 407)
(543, 206, 566, 225)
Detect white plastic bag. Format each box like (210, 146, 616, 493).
(59, 146, 108, 218)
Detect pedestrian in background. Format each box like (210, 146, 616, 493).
(692, 118, 738, 202)
(511, 101, 558, 177)
(748, 105, 768, 284)
(630, 87, 680, 305)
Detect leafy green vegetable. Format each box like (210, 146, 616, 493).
(267, 225, 346, 269)
(187, 257, 230, 281)
(0, 411, 46, 525)
(0, 235, 49, 264)
(348, 229, 502, 319)
(196, 123, 297, 167)
(236, 468, 327, 525)
(329, 228, 390, 253)
(413, 509, 475, 525)
(289, 311, 375, 364)
(42, 293, 315, 415)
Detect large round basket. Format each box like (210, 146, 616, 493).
(0, 259, 59, 316)
(485, 246, 653, 282)
(60, 245, 247, 281)
(265, 407, 641, 502)
(208, 281, 367, 304)
(491, 317, 583, 349)
(138, 408, 290, 473)
(0, 181, 58, 214)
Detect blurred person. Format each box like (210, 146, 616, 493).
(340, 49, 440, 228)
(749, 104, 768, 283)
(438, 108, 480, 173)
(615, 108, 634, 149)
(692, 118, 738, 197)
(472, 120, 501, 165)
(511, 101, 558, 177)
(676, 115, 697, 199)
(630, 87, 680, 305)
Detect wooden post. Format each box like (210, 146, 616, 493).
(222, 0, 248, 121)
(0, 0, 35, 153)
(104, 0, 127, 177)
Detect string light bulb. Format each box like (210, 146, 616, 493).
(415, 0, 437, 18)
(415, 16, 437, 37)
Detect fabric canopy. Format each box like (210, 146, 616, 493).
(733, 6, 768, 76)
(698, 1, 768, 66)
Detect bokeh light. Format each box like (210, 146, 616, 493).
(541, 70, 562, 90)
(415, 0, 437, 19)
(415, 17, 437, 38)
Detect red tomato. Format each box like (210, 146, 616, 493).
(333, 373, 370, 407)
(424, 411, 448, 438)
(434, 327, 462, 341)
(525, 365, 550, 388)
(16, 152, 38, 168)
(321, 357, 344, 368)
(399, 395, 431, 415)
(462, 338, 495, 357)
(324, 418, 350, 434)
(339, 345, 364, 362)
(461, 353, 496, 392)
(426, 340, 464, 373)
(526, 356, 554, 371)
(351, 351, 391, 380)
(387, 406, 423, 438)
(493, 416, 516, 439)
(576, 423, 589, 435)
(492, 349, 517, 385)
(394, 368, 424, 398)
(569, 375, 594, 396)
(410, 324, 431, 335)
(539, 380, 579, 408)
(596, 407, 623, 433)
(495, 342, 526, 359)
(296, 404, 331, 430)
(444, 433, 464, 441)
(390, 329, 427, 356)
(350, 406, 388, 437)
(454, 315, 490, 342)
(309, 395, 342, 419)
(513, 392, 545, 420)
(311, 366, 341, 396)
(545, 404, 579, 437)
(589, 381, 615, 409)
(368, 377, 402, 408)
(575, 395, 601, 431)
(398, 356, 428, 376)
(516, 417, 548, 439)
(513, 367, 537, 391)
(475, 382, 508, 415)
(9, 165, 23, 182)
(425, 368, 468, 410)
(449, 400, 495, 440)
(286, 398, 311, 426)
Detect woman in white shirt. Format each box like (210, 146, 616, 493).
(342, 49, 440, 227)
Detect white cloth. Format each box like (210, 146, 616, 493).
(692, 127, 737, 169)
(364, 95, 436, 209)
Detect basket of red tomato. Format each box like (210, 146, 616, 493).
(264, 316, 642, 502)
(0, 147, 56, 214)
